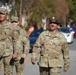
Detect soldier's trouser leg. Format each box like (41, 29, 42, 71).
(0, 58, 3, 71)
(39, 67, 61, 75)
(15, 60, 24, 75)
(3, 56, 13, 75)
(50, 67, 61, 75)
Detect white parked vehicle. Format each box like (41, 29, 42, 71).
(58, 28, 74, 43)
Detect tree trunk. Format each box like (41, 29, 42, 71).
(19, 0, 22, 23)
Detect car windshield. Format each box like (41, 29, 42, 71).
(58, 28, 70, 33)
(72, 27, 76, 31)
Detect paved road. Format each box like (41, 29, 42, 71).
(0, 39, 76, 75)
(23, 51, 76, 75)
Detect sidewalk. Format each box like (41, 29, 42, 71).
(25, 53, 31, 63)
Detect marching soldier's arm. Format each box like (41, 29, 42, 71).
(31, 33, 43, 61)
(62, 37, 70, 71)
(0, 25, 7, 40)
(12, 40, 19, 59)
(23, 37, 30, 55)
(22, 31, 30, 55)
(0, 32, 7, 40)
(4, 23, 13, 37)
(13, 42, 19, 54)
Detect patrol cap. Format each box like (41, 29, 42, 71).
(11, 16, 19, 22)
(49, 16, 59, 25)
(0, 8, 8, 15)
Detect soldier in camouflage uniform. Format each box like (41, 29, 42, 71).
(11, 16, 19, 27)
(0, 25, 7, 71)
(11, 16, 30, 75)
(31, 16, 70, 75)
(0, 8, 14, 75)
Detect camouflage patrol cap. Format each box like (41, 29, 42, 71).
(11, 16, 19, 22)
(0, 8, 8, 14)
(49, 16, 59, 25)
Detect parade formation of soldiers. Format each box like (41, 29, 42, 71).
(0, 7, 70, 75)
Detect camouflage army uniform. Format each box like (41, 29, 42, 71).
(0, 8, 13, 75)
(0, 25, 7, 71)
(0, 22, 13, 75)
(31, 30, 70, 75)
(12, 26, 30, 75)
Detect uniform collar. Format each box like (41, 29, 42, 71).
(48, 30, 59, 35)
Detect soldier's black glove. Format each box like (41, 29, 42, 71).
(10, 58, 15, 66)
(19, 58, 24, 64)
(0, 57, 2, 60)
